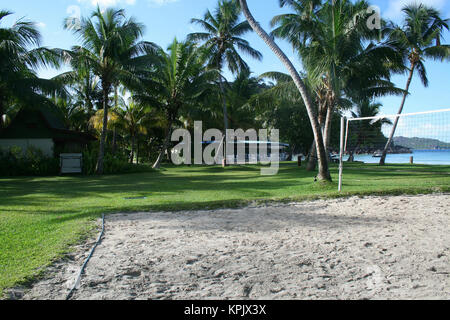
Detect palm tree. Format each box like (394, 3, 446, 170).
(254, 72, 316, 156)
(270, 0, 404, 169)
(379, 3, 449, 165)
(63, 7, 159, 174)
(238, 0, 331, 181)
(52, 95, 88, 132)
(187, 0, 262, 134)
(260, 70, 352, 169)
(348, 99, 392, 161)
(54, 60, 102, 126)
(135, 39, 218, 169)
(113, 97, 149, 163)
(53, 68, 103, 135)
(225, 70, 263, 130)
(0, 10, 65, 128)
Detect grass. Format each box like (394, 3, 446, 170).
(0, 162, 449, 297)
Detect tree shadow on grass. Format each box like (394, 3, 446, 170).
(0, 168, 314, 206)
(1, 163, 448, 212)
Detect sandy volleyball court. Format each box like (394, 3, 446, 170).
(19, 194, 450, 300)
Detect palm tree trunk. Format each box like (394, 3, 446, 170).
(136, 141, 139, 165)
(306, 141, 317, 171)
(112, 86, 118, 155)
(153, 120, 173, 169)
(379, 65, 415, 166)
(307, 101, 327, 171)
(239, 0, 331, 181)
(324, 105, 334, 153)
(347, 150, 355, 162)
(112, 127, 117, 155)
(130, 133, 136, 164)
(307, 109, 332, 170)
(219, 75, 229, 132)
(96, 85, 110, 175)
(218, 67, 229, 167)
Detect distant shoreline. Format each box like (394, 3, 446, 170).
(411, 149, 450, 152)
(352, 150, 450, 165)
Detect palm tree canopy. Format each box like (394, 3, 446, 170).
(63, 6, 160, 92)
(188, 0, 262, 73)
(349, 98, 392, 148)
(135, 39, 219, 122)
(225, 70, 263, 129)
(351, 99, 391, 126)
(387, 3, 450, 87)
(0, 11, 66, 126)
(271, 0, 405, 103)
(62, 6, 162, 174)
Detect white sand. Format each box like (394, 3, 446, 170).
(18, 194, 450, 300)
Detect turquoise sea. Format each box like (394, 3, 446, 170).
(352, 150, 450, 165)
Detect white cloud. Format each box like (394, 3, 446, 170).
(384, 0, 446, 22)
(75, 0, 178, 8)
(77, 0, 137, 8)
(36, 22, 46, 29)
(148, 0, 179, 7)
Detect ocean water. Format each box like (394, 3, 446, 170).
(352, 150, 450, 165)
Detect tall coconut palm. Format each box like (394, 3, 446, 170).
(271, 0, 405, 169)
(379, 3, 450, 165)
(238, 0, 332, 181)
(347, 99, 392, 161)
(260, 70, 353, 169)
(187, 0, 262, 134)
(135, 39, 218, 169)
(0, 10, 65, 128)
(63, 7, 159, 174)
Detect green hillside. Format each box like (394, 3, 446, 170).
(394, 136, 450, 150)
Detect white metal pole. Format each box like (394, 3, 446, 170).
(344, 118, 350, 154)
(339, 117, 345, 192)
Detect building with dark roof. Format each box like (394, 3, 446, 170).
(0, 106, 96, 157)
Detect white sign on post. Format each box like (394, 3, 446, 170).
(60, 154, 83, 174)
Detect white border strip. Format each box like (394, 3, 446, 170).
(348, 108, 450, 122)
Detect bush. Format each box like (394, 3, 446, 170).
(82, 149, 154, 175)
(0, 146, 59, 176)
(82, 149, 97, 175)
(0, 146, 153, 177)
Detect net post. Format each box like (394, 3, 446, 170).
(338, 116, 346, 192)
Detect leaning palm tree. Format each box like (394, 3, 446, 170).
(237, 0, 331, 181)
(0, 10, 65, 128)
(135, 39, 218, 169)
(271, 0, 405, 169)
(379, 3, 450, 165)
(187, 0, 262, 134)
(63, 7, 159, 174)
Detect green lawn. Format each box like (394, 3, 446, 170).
(1, 162, 449, 296)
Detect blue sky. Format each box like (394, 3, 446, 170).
(2, 0, 450, 119)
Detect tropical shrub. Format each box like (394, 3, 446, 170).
(82, 149, 153, 175)
(0, 146, 59, 176)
